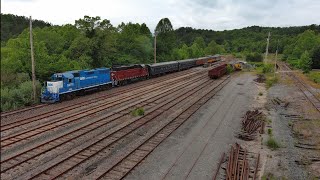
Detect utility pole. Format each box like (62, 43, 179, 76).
(264, 32, 270, 63)
(274, 40, 279, 77)
(30, 16, 37, 102)
(154, 33, 157, 64)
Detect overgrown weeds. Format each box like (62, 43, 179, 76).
(131, 107, 145, 116)
(266, 75, 278, 89)
(266, 137, 280, 150)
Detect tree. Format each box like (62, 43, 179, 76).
(204, 40, 225, 55)
(75, 16, 113, 38)
(154, 18, 176, 62)
(1, 13, 51, 42)
(292, 30, 320, 59)
(194, 37, 206, 49)
(311, 45, 320, 69)
(300, 51, 312, 73)
(155, 18, 173, 35)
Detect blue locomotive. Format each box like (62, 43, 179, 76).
(41, 68, 112, 103)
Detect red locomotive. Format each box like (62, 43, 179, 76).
(111, 65, 148, 86)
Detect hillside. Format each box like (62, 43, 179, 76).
(1, 13, 51, 42)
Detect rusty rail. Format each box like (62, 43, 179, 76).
(214, 143, 260, 180)
(237, 110, 265, 141)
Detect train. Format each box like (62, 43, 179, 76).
(208, 64, 227, 79)
(41, 55, 222, 103)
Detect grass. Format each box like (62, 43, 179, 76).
(266, 137, 280, 150)
(266, 75, 278, 89)
(292, 119, 320, 144)
(261, 173, 276, 180)
(226, 64, 234, 74)
(268, 128, 272, 135)
(131, 107, 145, 117)
(305, 71, 320, 84)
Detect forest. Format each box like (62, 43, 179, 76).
(1, 13, 320, 111)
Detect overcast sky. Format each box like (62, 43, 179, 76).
(2, 0, 320, 32)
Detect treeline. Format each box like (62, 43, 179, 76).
(1, 14, 319, 111)
(1, 13, 51, 43)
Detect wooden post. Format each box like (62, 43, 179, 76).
(274, 40, 279, 77)
(154, 34, 157, 64)
(264, 32, 270, 63)
(30, 16, 37, 102)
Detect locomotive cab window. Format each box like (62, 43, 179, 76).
(73, 72, 80, 77)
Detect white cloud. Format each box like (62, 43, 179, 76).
(2, 0, 320, 32)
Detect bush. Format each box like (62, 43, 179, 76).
(287, 59, 300, 69)
(246, 52, 263, 62)
(131, 107, 145, 116)
(306, 71, 320, 84)
(0, 80, 41, 112)
(266, 137, 280, 150)
(262, 64, 274, 74)
(300, 51, 312, 73)
(226, 64, 234, 74)
(268, 128, 272, 135)
(266, 76, 278, 88)
(258, 92, 263, 96)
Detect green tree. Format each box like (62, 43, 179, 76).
(300, 51, 312, 73)
(204, 40, 225, 55)
(155, 18, 173, 34)
(311, 45, 320, 69)
(292, 30, 320, 59)
(154, 18, 176, 62)
(75, 16, 113, 38)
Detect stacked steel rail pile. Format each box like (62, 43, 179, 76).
(237, 110, 265, 141)
(214, 143, 260, 180)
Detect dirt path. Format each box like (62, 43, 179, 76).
(260, 72, 320, 179)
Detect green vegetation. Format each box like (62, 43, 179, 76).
(267, 128, 273, 135)
(246, 52, 263, 62)
(258, 92, 263, 96)
(261, 173, 276, 180)
(300, 51, 312, 73)
(266, 137, 280, 150)
(262, 64, 274, 73)
(266, 76, 278, 89)
(1, 80, 42, 111)
(1, 14, 51, 43)
(226, 64, 234, 74)
(1, 13, 319, 111)
(131, 107, 145, 117)
(306, 71, 320, 84)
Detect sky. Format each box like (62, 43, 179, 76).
(2, 0, 320, 32)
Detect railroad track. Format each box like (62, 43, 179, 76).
(0, 72, 205, 149)
(0, 67, 199, 124)
(0, 104, 48, 118)
(1, 69, 229, 180)
(1, 69, 208, 174)
(277, 62, 320, 112)
(0, 69, 202, 133)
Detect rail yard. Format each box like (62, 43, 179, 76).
(1, 60, 320, 180)
(1, 64, 229, 179)
(1, 58, 320, 180)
